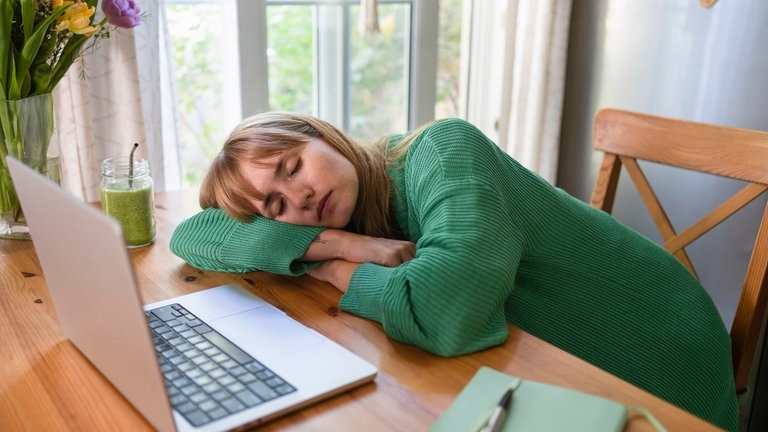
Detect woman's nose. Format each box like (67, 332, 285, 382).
(286, 185, 314, 209)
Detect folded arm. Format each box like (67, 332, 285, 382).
(170, 207, 414, 275)
(170, 207, 324, 275)
(340, 180, 525, 357)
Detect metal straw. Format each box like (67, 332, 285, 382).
(129, 142, 139, 188)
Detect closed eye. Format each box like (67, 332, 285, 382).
(288, 158, 302, 179)
(263, 194, 286, 218)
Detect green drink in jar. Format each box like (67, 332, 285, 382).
(100, 151, 155, 248)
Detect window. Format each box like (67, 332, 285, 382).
(167, 0, 462, 188)
(262, 1, 411, 139)
(165, 0, 240, 186)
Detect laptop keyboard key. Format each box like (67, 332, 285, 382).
(235, 389, 262, 407)
(184, 410, 210, 427)
(198, 399, 220, 413)
(276, 384, 296, 395)
(193, 323, 213, 334)
(247, 381, 278, 401)
(221, 397, 245, 413)
(151, 306, 175, 321)
(208, 407, 229, 421)
(203, 332, 253, 364)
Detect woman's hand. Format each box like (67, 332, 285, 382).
(306, 260, 359, 293)
(340, 234, 416, 267)
(303, 230, 414, 293)
(301, 229, 416, 267)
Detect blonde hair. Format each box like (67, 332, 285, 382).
(201, 112, 409, 239)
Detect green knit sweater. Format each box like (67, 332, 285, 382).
(170, 119, 737, 430)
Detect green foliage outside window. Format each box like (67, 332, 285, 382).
(267, 6, 314, 114)
(437, 0, 462, 119)
(167, 3, 227, 187)
(349, 4, 408, 140)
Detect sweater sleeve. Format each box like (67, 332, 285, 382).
(340, 119, 527, 356)
(170, 207, 324, 275)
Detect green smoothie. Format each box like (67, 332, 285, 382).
(101, 184, 155, 247)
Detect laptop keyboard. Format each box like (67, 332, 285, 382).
(146, 304, 297, 427)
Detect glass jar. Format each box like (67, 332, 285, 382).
(100, 157, 156, 248)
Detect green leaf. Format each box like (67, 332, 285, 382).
(30, 62, 52, 95)
(34, 27, 58, 67)
(21, 0, 35, 41)
(0, 0, 13, 99)
(15, 4, 68, 99)
(7, 47, 21, 100)
(0, 101, 13, 159)
(19, 68, 31, 97)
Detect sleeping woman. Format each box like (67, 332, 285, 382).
(170, 112, 738, 431)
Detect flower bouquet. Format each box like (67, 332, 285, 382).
(0, 0, 140, 237)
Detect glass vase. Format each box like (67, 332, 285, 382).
(0, 93, 61, 239)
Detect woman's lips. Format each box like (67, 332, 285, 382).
(317, 191, 331, 221)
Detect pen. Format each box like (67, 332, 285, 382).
(483, 386, 515, 432)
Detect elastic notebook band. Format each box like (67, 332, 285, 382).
(627, 405, 667, 432)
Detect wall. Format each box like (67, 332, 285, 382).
(557, 0, 768, 429)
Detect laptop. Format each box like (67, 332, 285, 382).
(7, 157, 377, 432)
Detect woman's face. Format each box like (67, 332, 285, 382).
(240, 137, 359, 228)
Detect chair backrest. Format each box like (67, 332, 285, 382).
(589, 108, 768, 395)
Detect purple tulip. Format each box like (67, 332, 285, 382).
(102, 0, 142, 29)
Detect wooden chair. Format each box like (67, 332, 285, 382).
(589, 108, 768, 397)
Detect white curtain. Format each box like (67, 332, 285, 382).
(51, 0, 180, 201)
(464, 0, 572, 184)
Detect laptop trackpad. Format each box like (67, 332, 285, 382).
(209, 307, 323, 361)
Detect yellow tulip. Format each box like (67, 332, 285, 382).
(55, 1, 101, 36)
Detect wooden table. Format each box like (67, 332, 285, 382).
(0, 190, 722, 431)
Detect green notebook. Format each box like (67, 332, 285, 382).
(430, 367, 632, 432)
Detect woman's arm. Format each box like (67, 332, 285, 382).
(170, 208, 415, 275)
(302, 229, 415, 267)
(170, 207, 324, 275)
